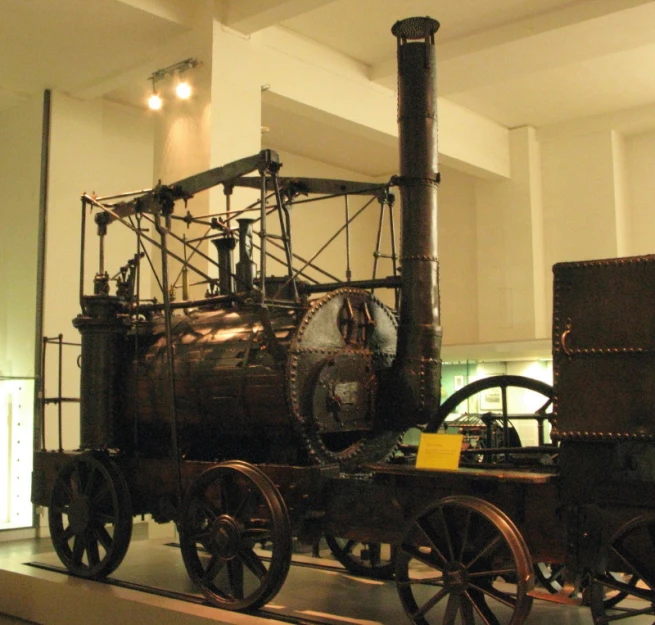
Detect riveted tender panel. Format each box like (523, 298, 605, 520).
(553, 255, 655, 441)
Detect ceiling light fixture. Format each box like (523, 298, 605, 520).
(148, 78, 163, 110)
(147, 57, 200, 110)
(175, 80, 192, 100)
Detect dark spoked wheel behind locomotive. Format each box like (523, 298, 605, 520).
(590, 514, 655, 622)
(431, 374, 554, 450)
(325, 534, 396, 580)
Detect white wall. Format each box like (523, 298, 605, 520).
(0, 96, 43, 378)
(438, 166, 478, 346)
(626, 129, 655, 256)
(42, 93, 154, 450)
(0, 94, 43, 529)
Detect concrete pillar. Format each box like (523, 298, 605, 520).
(540, 128, 627, 317)
(474, 126, 545, 343)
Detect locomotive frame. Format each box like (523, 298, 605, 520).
(30, 15, 655, 625)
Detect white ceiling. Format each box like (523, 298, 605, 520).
(3, 0, 655, 173)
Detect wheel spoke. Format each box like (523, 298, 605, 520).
(61, 525, 75, 542)
(550, 566, 564, 583)
(438, 508, 456, 560)
(414, 517, 449, 566)
(95, 525, 113, 551)
(610, 542, 655, 590)
(469, 567, 517, 579)
(227, 559, 245, 600)
(460, 593, 478, 625)
(342, 539, 357, 557)
(92, 483, 111, 506)
(469, 580, 517, 609)
(95, 511, 118, 525)
(84, 465, 97, 497)
(467, 588, 501, 625)
(239, 546, 268, 580)
(458, 508, 473, 562)
(443, 593, 460, 625)
(410, 586, 450, 620)
(199, 496, 220, 522)
(465, 533, 502, 572)
(401, 540, 444, 569)
(397, 575, 444, 588)
(598, 576, 655, 605)
(58, 482, 75, 505)
(86, 530, 100, 567)
(190, 529, 213, 545)
(204, 553, 224, 582)
(595, 605, 655, 623)
(71, 533, 85, 566)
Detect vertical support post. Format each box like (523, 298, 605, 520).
(57, 334, 63, 451)
(344, 195, 352, 282)
(155, 211, 183, 509)
(259, 173, 267, 300)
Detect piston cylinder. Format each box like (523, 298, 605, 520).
(73, 296, 128, 449)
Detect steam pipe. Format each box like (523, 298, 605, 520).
(392, 17, 443, 427)
(212, 236, 236, 295)
(235, 218, 257, 291)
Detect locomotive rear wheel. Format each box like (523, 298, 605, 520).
(395, 495, 534, 625)
(179, 461, 292, 611)
(48, 451, 133, 579)
(590, 514, 655, 622)
(325, 535, 396, 580)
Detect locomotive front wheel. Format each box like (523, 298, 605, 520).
(179, 461, 292, 611)
(48, 451, 133, 579)
(590, 514, 655, 622)
(395, 495, 534, 625)
(325, 535, 396, 580)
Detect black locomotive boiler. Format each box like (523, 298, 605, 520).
(31, 14, 655, 625)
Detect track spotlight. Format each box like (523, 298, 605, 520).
(146, 58, 200, 110)
(148, 93, 163, 110)
(175, 80, 192, 100)
(148, 78, 163, 110)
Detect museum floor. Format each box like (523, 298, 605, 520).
(0, 530, 650, 625)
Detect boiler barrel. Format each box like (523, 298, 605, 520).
(126, 305, 298, 461)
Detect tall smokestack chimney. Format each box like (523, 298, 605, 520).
(392, 17, 442, 427)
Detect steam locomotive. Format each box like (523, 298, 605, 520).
(31, 15, 655, 625)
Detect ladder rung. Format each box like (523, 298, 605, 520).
(43, 397, 80, 404)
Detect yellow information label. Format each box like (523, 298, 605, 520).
(416, 433, 463, 471)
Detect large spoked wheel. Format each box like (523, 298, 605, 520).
(179, 460, 292, 611)
(395, 495, 534, 625)
(48, 451, 133, 579)
(325, 535, 396, 580)
(590, 514, 655, 622)
(429, 374, 553, 440)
